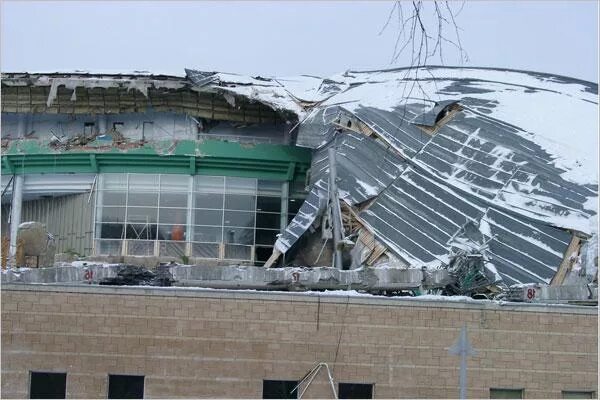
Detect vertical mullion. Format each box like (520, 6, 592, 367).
(279, 181, 290, 267)
(280, 181, 289, 233)
(221, 176, 226, 259)
(92, 174, 101, 255)
(156, 174, 162, 257)
(252, 179, 258, 263)
(186, 175, 193, 257)
(123, 173, 129, 256)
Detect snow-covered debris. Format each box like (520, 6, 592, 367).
(209, 65, 597, 287)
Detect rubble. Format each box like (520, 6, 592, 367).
(444, 250, 503, 297)
(99, 265, 175, 287)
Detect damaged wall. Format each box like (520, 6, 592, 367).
(1, 78, 289, 125)
(1, 112, 289, 144)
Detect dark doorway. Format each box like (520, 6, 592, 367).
(108, 374, 144, 399)
(263, 379, 298, 399)
(29, 371, 66, 399)
(338, 383, 373, 399)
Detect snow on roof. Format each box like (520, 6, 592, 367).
(247, 65, 597, 286)
(3, 66, 597, 286)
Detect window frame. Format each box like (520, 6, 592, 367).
(562, 390, 596, 399)
(490, 388, 525, 399)
(262, 379, 299, 399)
(107, 374, 145, 399)
(94, 173, 306, 263)
(29, 370, 67, 399)
(338, 382, 374, 399)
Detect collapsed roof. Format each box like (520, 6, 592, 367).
(186, 66, 598, 286)
(2, 66, 598, 286)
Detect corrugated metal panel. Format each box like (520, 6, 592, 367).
(350, 104, 431, 159)
(481, 207, 571, 285)
(275, 186, 327, 253)
(410, 108, 596, 229)
(309, 131, 407, 205)
(359, 167, 488, 267)
(20, 193, 94, 255)
(296, 106, 340, 148)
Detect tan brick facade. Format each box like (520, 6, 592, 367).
(1, 284, 597, 399)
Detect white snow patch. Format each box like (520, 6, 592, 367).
(356, 179, 379, 196)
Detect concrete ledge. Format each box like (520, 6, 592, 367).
(2, 283, 597, 315)
(1, 264, 451, 291)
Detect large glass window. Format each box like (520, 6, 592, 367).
(94, 173, 305, 263)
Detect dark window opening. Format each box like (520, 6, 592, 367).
(339, 383, 373, 399)
(416, 101, 463, 135)
(108, 374, 144, 399)
(142, 121, 154, 141)
(263, 380, 298, 399)
(113, 122, 124, 131)
(30, 371, 66, 399)
(490, 388, 524, 399)
(256, 229, 278, 245)
(257, 196, 281, 212)
(99, 223, 125, 239)
(562, 391, 595, 399)
(255, 246, 274, 265)
(84, 122, 95, 136)
(288, 199, 302, 215)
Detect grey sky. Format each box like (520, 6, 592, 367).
(1, 1, 598, 82)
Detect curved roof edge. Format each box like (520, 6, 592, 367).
(344, 64, 599, 87)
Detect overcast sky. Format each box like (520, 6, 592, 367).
(1, 1, 598, 82)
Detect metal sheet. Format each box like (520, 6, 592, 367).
(359, 167, 487, 267)
(274, 185, 328, 253)
(19, 193, 94, 255)
(309, 131, 406, 205)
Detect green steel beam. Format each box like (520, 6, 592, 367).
(3, 157, 14, 174)
(1, 139, 312, 182)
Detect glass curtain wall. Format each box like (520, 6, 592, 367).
(95, 173, 297, 264)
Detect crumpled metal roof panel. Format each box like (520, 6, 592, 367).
(183, 66, 598, 283)
(359, 167, 487, 267)
(296, 106, 340, 148)
(481, 208, 572, 285)
(275, 185, 327, 253)
(350, 105, 431, 159)
(309, 131, 406, 206)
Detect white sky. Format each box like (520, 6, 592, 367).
(1, 1, 598, 82)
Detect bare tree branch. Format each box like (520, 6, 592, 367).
(379, 0, 469, 121)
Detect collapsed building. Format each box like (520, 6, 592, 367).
(1, 66, 598, 398)
(1, 66, 598, 297)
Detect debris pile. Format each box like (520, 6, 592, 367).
(444, 250, 502, 297)
(99, 265, 175, 287)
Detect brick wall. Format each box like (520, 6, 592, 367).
(1, 284, 597, 399)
